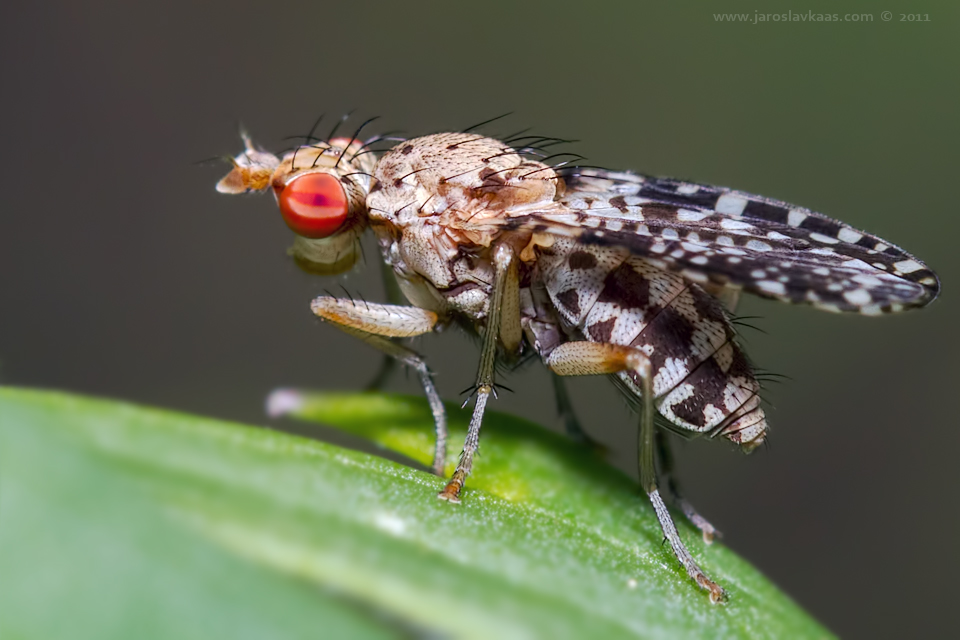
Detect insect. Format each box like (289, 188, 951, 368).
(216, 122, 939, 602)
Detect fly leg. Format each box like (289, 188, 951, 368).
(550, 374, 604, 450)
(364, 259, 409, 391)
(363, 357, 397, 392)
(544, 341, 725, 603)
(438, 244, 521, 503)
(656, 430, 721, 543)
(311, 296, 448, 476)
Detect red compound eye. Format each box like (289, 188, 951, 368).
(276, 172, 349, 238)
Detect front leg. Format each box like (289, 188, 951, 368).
(311, 296, 448, 476)
(544, 341, 725, 603)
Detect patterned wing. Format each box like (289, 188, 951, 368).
(497, 169, 939, 314)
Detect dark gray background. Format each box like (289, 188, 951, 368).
(2, 1, 957, 637)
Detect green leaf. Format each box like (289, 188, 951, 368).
(0, 388, 831, 639)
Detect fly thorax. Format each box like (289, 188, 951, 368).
(369, 132, 561, 232)
(369, 132, 563, 322)
(396, 223, 457, 288)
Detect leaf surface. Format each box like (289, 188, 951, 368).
(0, 388, 831, 639)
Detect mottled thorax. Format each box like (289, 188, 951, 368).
(367, 133, 559, 320)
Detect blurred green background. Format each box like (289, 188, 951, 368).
(1, 1, 956, 637)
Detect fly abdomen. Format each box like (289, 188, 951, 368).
(537, 238, 767, 450)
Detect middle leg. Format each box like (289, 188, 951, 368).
(550, 374, 599, 446)
(364, 257, 409, 392)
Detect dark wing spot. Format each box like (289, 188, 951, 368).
(568, 251, 598, 270)
(400, 145, 414, 155)
(639, 203, 681, 220)
(799, 215, 841, 236)
(609, 196, 629, 213)
(555, 289, 581, 316)
(587, 317, 616, 342)
(743, 200, 788, 224)
(639, 184, 720, 210)
(597, 263, 651, 310)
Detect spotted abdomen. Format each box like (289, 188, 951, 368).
(536, 238, 767, 450)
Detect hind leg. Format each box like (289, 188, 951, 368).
(656, 431, 721, 543)
(544, 340, 725, 603)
